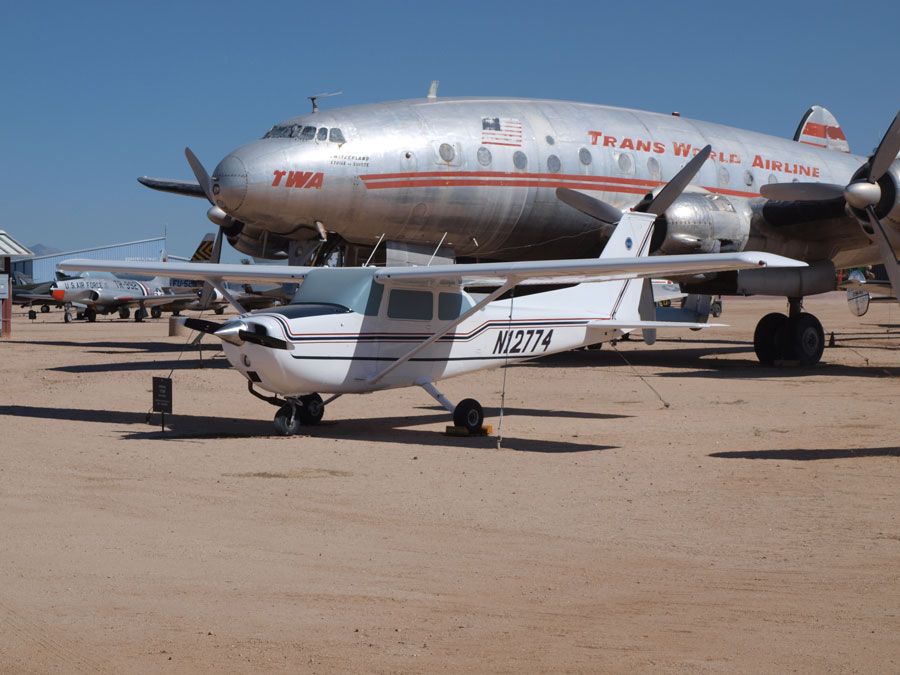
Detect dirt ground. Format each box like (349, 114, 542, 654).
(0, 293, 897, 673)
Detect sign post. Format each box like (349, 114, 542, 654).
(152, 376, 173, 431)
(0, 273, 8, 338)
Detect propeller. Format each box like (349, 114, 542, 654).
(184, 317, 291, 350)
(556, 144, 713, 223)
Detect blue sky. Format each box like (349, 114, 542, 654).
(1, 0, 897, 259)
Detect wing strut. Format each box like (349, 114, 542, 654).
(367, 280, 515, 385)
(208, 278, 247, 314)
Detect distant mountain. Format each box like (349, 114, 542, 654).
(29, 243, 62, 256)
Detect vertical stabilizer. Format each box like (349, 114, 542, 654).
(191, 233, 217, 262)
(794, 106, 850, 153)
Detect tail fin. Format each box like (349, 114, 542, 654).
(521, 210, 656, 318)
(794, 105, 850, 153)
(191, 233, 217, 262)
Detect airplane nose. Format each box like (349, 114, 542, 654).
(51, 288, 65, 301)
(211, 154, 248, 213)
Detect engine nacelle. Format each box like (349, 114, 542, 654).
(653, 192, 747, 255)
(737, 260, 836, 297)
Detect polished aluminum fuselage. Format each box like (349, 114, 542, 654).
(219, 97, 894, 268)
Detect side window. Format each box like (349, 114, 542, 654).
(438, 292, 470, 320)
(299, 126, 316, 140)
(316, 127, 328, 141)
(364, 282, 384, 316)
(329, 128, 346, 143)
(387, 289, 433, 320)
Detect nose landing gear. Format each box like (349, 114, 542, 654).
(272, 394, 326, 435)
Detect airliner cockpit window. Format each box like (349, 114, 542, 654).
(299, 126, 317, 140)
(264, 125, 293, 139)
(316, 127, 328, 141)
(329, 128, 346, 143)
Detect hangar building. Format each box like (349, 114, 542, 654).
(13, 236, 167, 283)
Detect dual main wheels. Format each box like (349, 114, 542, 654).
(273, 393, 325, 436)
(753, 312, 825, 366)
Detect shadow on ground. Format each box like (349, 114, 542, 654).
(0, 405, 613, 454)
(710, 447, 900, 461)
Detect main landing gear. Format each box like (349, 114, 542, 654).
(419, 382, 486, 434)
(753, 298, 825, 367)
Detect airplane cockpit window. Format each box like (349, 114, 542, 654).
(329, 128, 346, 143)
(264, 124, 347, 142)
(316, 127, 328, 141)
(299, 125, 317, 140)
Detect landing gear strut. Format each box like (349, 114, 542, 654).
(753, 298, 825, 366)
(247, 383, 327, 436)
(419, 382, 486, 434)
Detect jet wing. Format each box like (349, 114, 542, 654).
(61, 253, 804, 289)
(137, 177, 207, 199)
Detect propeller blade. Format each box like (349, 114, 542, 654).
(556, 188, 623, 224)
(645, 145, 712, 216)
(183, 317, 222, 334)
(865, 206, 900, 302)
(238, 330, 291, 350)
(184, 147, 214, 204)
(868, 111, 900, 182)
(760, 182, 845, 201)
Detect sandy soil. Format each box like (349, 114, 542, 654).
(0, 293, 897, 673)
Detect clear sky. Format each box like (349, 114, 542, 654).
(1, 0, 897, 260)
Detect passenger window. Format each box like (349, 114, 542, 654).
(317, 127, 328, 141)
(364, 281, 384, 316)
(438, 292, 470, 320)
(299, 126, 316, 140)
(387, 289, 433, 320)
(329, 128, 346, 143)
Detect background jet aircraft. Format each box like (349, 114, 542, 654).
(140, 94, 900, 366)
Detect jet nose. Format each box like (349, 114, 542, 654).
(211, 154, 248, 213)
(51, 287, 65, 302)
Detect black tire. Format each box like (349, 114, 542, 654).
(273, 404, 302, 436)
(40, 304, 50, 314)
(753, 312, 787, 365)
(134, 308, 146, 323)
(150, 306, 162, 319)
(710, 300, 723, 318)
(28, 310, 37, 320)
(118, 307, 130, 320)
(789, 313, 824, 367)
(84, 308, 97, 322)
(214, 306, 225, 315)
(453, 398, 484, 433)
(64, 311, 72, 323)
(297, 393, 325, 425)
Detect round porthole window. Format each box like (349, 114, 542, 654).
(547, 154, 561, 173)
(617, 152, 634, 175)
(718, 166, 730, 185)
(477, 146, 492, 166)
(647, 157, 661, 181)
(743, 170, 754, 186)
(579, 147, 592, 166)
(513, 151, 528, 171)
(545, 135, 555, 145)
(439, 143, 455, 162)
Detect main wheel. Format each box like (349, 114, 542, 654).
(84, 308, 97, 322)
(788, 313, 824, 366)
(273, 404, 302, 436)
(40, 304, 50, 314)
(134, 308, 146, 322)
(297, 393, 325, 425)
(453, 398, 484, 434)
(753, 312, 787, 365)
(118, 307, 130, 320)
(150, 306, 162, 319)
(214, 306, 225, 315)
(64, 311, 72, 323)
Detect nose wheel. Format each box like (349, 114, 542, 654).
(272, 393, 325, 435)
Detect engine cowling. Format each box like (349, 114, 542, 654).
(848, 162, 900, 232)
(652, 192, 747, 255)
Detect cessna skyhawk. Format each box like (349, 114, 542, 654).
(67, 156, 804, 435)
(139, 91, 900, 366)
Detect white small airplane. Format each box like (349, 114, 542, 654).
(61, 151, 805, 435)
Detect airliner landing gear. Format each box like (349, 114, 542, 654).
(753, 299, 825, 366)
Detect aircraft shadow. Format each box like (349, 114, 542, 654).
(415, 405, 629, 421)
(0, 405, 613, 454)
(710, 446, 899, 461)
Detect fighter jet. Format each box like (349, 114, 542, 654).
(140, 92, 900, 366)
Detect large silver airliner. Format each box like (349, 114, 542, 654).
(140, 92, 900, 366)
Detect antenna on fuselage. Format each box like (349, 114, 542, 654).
(308, 91, 343, 113)
(427, 80, 439, 99)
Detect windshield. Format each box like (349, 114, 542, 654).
(263, 124, 346, 142)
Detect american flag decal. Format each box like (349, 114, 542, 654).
(481, 117, 523, 147)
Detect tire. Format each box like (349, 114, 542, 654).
(40, 304, 50, 314)
(453, 398, 484, 434)
(297, 393, 325, 425)
(118, 307, 130, 320)
(753, 312, 787, 365)
(150, 306, 162, 319)
(710, 300, 723, 318)
(134, 308, 146, 322)
(274, 404, 302, 436)
(789, 313, 824, 367)
(64, 311, 72, 323)
(214, 306, 225, 315)
(84, 308, 97, 322)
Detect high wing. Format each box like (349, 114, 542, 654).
(137, 177, 206, 199)
(61, 252, 804, 290)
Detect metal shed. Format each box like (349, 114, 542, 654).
(0, 231, 34, 338)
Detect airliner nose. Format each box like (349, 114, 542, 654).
(211, 154, 248, 213)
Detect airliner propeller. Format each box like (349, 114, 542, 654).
(556, 144, 713, 223)
(760, 111, 900, 295)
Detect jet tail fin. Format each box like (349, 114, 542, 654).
(191, 233, 217, 262)
(794, 105, 850, 153)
